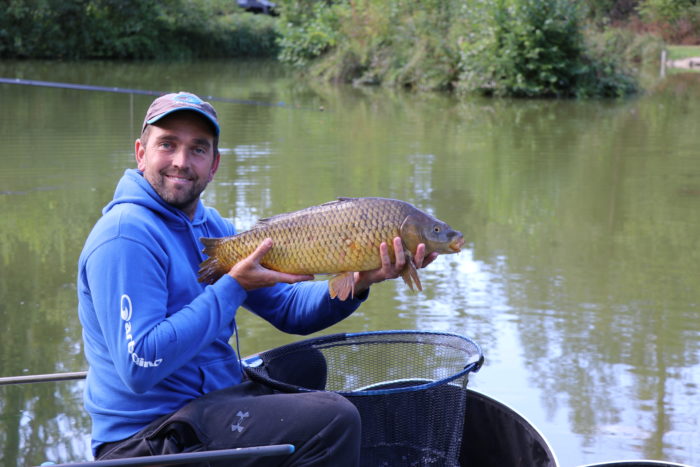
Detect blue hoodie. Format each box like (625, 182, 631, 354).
(77, 169, 364, 453)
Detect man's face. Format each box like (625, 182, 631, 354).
(135, 112, 220, 218)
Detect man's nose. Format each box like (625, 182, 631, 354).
(172, 148, 188, 167)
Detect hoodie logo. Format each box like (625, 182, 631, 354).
(121, 294, 163, 368)
(120, 294, 132, 321)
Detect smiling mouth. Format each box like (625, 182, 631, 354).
(165, 173, 192, 183)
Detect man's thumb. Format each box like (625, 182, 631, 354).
(250, 238, 273, 263)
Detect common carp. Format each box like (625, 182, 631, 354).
(198, 197, 464, 300)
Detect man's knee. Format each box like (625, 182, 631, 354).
(325, 392, 361, 432)
(303, 392, 360, 466)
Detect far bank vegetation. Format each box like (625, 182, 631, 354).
(276, 0, 700, 97)
(2, 0, 699, 98)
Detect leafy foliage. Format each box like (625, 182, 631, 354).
(0, 0, 280, 59)
(638, 0, 698, 23)
(582, 0, 641, 23)
(0, 0, 690, 97)
(636, 0, 700, 44)
(457, 0, 636, 97)
(458, 0, 584, 97)
(276, 0, 639, 97)
(276, 0, 342, 67)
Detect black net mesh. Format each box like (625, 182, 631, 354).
(244, 331, 483, 467)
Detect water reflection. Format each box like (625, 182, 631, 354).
(0, 61, 699, 466)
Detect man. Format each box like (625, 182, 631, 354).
(77, 92, 435, 465)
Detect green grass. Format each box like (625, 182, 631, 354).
(667, 45, 700, 60)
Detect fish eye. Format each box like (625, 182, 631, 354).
(433, 225, 441, 233)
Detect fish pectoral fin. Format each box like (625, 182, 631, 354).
(328, 272, 355, 301)
(400, 261, 423, 292)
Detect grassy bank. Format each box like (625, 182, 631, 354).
(667, 45, 700, 60)
(665, 45, 700, 74)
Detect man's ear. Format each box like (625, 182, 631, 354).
(135, 138, 146, 171)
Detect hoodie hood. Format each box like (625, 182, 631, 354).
(105, 169, 207, 227)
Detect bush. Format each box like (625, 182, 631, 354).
(275, 0, 638, 97)
(276, 0, 466, 90)
(582, 0, 641, 23)
(638, 0, 696, 23)
(218, 12, 280, 57)
(0, 0, 280, 59)
(636, 0, 700, 44)
(276, 0, 343, 67)
(458, 0, 587, 97)
(456, 0, 637, 97)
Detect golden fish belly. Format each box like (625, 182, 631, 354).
(232, 217, 400, 274)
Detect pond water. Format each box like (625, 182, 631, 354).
(0, 59, 699, 467)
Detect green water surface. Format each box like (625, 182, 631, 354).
(0, 60, 698, 466)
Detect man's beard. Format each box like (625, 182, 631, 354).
(148, 170, 207, 212)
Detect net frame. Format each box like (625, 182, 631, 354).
(243, 330, 483, 395)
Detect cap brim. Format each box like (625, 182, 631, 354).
(146, 107, 220, 136)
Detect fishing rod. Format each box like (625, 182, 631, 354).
(3, 372, 296, 466)
(0, 77, 295, 109)
(0, 355, 259, 385)
(36, 444, 295, 466)
(0, 371, 87, 386)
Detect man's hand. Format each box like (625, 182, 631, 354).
(227, 238, 314, 291)
(353, 237, 438, 296)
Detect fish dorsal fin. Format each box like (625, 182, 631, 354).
(253, 208, 312, 226)
(254, 198, 357, 226)
(252, 217, 272, 226)
(321, 197, 357, 206)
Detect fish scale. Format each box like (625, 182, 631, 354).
(198, 197, 464, 300)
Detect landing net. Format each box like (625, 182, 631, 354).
(244, 330, 483, 467)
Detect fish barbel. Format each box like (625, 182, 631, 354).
(198, 197, 464, 300)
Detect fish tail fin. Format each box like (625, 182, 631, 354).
(328, 272, 355, 301)
(400, 261, 423, 292)
(198, 237, 231, 284)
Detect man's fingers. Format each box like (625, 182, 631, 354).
(392, 237, 405, 269)
(249, 238, 273, 263)
(379, 242, 391, 269)
(414, 243, 426, 267)
(228, 238, 314, 290)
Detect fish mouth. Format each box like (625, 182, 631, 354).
(449, 236, 465, 252)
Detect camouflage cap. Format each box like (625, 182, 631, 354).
(142, 92, 220, 136)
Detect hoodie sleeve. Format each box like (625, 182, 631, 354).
(244, 280, 367, 335)
(84, 236, 246, 394)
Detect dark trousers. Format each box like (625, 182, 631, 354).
(96, 381, 361, 466)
